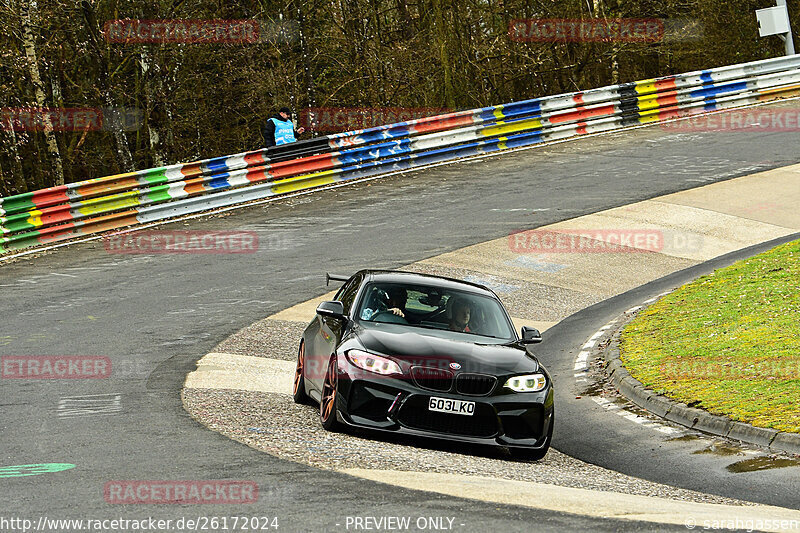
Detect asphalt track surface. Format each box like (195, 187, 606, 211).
(2, 112, 800, 531)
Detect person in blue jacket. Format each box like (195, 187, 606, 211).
(262, 107, 305, 147)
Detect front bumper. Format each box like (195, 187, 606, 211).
(335, 364, 554, 449)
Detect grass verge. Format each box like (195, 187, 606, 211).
(620, 239, 800, 433)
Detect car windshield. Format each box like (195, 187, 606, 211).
(356, 281, 515, 340)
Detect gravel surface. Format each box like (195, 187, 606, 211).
(182, 387, 752, 506)
(216, 319, 306, 360)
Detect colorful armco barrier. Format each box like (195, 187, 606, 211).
(3, 55, 800, 254)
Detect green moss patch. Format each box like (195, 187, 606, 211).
(620, 239, 800, 433)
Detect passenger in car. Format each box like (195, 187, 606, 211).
(448, 297, 472, 333)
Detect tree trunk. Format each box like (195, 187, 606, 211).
(139, 48, 166, 166)
(296, 1, 317, 135)
(19, 0, 65, 186)
(1, 119, 28, 195)
(432, 0, 455, 109)
(0, 158, 7, 197)
(80, 0, 134, 172)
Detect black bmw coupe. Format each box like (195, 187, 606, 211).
(293, 270, 554, 460)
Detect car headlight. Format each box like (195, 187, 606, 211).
(346, 350, 402, 376)
(504, 374, 547, 392)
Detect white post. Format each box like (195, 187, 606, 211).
(776, 0, 796, 55)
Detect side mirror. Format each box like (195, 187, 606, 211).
(520, 326, 542, 344)
(316, 300, 346, 319)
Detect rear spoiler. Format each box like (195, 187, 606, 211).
(325, 273, 350, 286)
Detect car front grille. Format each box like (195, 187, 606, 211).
(397, 396, 498, 437)
(411, 366, 453, 392)
(455, 373, 497, 396)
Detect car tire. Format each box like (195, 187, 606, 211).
(510, 410, 554, 461)
(320, 355, 342, 432)
(292, 341, 310, 404)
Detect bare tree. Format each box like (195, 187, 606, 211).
(80, 0, 134, 172)
(18, 0, 65, 186)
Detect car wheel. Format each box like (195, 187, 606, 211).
(292, 342, 309, 404)
(510, 410, 554, 461)
(320, 355, 342, 432)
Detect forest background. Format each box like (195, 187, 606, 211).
(0, 0, 792, 195)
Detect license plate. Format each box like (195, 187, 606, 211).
(428, 397, 475, 416)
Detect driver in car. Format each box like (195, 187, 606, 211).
(361, 287, 408, 320)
